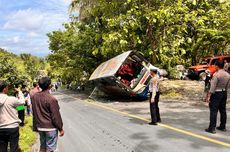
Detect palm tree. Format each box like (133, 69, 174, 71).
(69, 0, 96, 20)
(69, 0, 80, 13)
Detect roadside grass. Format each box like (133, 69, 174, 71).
(162, 91, 182, 98)
(19, 116, 37, 151)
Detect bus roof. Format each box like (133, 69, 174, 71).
(89, 51, 132, 81)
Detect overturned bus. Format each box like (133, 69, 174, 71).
(89, 51, 159, 99)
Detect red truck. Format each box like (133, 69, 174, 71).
(187, 56, 230, 80)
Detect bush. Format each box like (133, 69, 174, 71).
(168, 67, 180, 79)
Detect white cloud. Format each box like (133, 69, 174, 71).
(27, 32, 39, 38)
(0, 34, 50, 56)
(42, 13, 69, 32)
(0, 0, 72, 56)
(12, 36, 20, 43)
(0, 36, 25, 45)
(3, 9, 45, 31)
(3, 6, 69, 34)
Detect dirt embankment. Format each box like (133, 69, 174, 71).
(160, 80, 230, 108)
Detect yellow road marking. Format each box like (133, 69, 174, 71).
(58, 92, 230, 148)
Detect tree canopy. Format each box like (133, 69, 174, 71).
(0, 48, 48, 88)
(48, 0, 230, 83)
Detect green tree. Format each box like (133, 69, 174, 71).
(20, 53, 47, 80)
(47, 0, 230, 82)
(0, 48, 49, 89)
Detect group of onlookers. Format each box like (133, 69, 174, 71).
(0, 77, 64, 152)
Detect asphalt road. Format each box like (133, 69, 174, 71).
(54, 91, 230, 152)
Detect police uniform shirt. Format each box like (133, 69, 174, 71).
(209, 69, 230, 94)
(149, 75, 160, 93)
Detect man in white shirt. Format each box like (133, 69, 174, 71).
(0, 80, 25, 151)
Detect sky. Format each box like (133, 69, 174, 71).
(0, 0, 71, 57)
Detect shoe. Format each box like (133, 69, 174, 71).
(157, 119, 161, 123)
(216, 127, 227, 132)
(205, 128, 216, 134)
(18, 147, 22, 152)
(149, 122, 157, 125)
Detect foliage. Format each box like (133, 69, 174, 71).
(48, 0, 230, 82)
(20, 53, 48, 81)
(0, 48, 48, 90)
(167, 67, 181, 79)
(0, 49, 27, 85)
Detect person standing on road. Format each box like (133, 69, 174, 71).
(22, 88, 31, 116)
(0, 80, 25, 152)
(29, 82, 40, 129)
(149, 68, 161, 125)
(205, 61, 230, 134)
(55, 83, 58, 91)
(29, 82, 40, 114)
(31, 77, 64, 152)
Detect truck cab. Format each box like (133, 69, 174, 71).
(188, 56, 230, 80)
(205, 56, 230, 76)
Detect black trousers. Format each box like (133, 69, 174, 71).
(18, 110, 25, 126)
(0, 127, 19, 152)
(209, 91, 227, 130)
(149, 92, 161, 123)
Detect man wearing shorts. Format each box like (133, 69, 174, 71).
(32, 77, 64, 152)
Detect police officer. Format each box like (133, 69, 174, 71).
(149, 68, 161, 125)
(205, 61, 230, 134)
